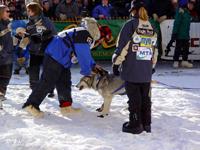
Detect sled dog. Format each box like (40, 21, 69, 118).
(76, 68, 125, 117)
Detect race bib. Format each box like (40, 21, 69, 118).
(140, 36, 152, 47)
(136, 47, 153, 60)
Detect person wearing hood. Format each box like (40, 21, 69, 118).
(112, 0, 158, 134)
(0, 5, 13, 109)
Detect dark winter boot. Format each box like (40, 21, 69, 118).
(122, 112, 143, 134)
(122, 122, 143, 134)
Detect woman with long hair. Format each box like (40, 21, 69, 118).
(112, 0, 158, 134)
(0, 5, 13, 108)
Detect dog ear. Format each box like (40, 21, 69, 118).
(92, 65, 108, 76)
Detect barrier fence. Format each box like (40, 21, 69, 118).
(12, 19, 200, 60)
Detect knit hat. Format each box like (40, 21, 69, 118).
(81, 17, 100, 41)
(179, 0, 195, 7)
(129, 0, 145, 12)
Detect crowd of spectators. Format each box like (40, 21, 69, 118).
(0, 0, 200, 21)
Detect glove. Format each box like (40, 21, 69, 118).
(171, 33, 177, 41)
(112, 65, 120, 76)
(17, 57, 25, 65)
(112, 53, 118, 63)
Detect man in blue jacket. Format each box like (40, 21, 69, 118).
(92, 0, 116, 19)
(22, 17, 101, 118)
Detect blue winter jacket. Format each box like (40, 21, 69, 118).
(92, 4, 113, 18)
(45, 27, 96, 76)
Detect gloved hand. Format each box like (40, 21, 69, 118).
(17, 57, 25, 65)
(112, 65, 120, 76)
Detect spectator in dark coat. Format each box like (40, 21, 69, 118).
(0, 5, 13, 108)
(111, 0, 130, 17)
(76, 0, 90, 17)
(152, 0, 174, 20)
(55, 0, 79, 20)
(42, 0, 53, 18)
(50, 0, 60, 19)
(25, 2, 57, 97)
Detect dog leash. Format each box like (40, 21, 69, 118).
(152, 80, 200, 90)
(111, 83, 125, 94)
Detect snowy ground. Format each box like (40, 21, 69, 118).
(0, 61, 200, 150)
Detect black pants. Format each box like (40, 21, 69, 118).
(29, 54, 54, 94)
(125, 81, 151, 127)
(173, 39, 190, 61)
(24, 55, 72, 109)
(0, 64, 13, 95)
(29, 54, 44, 90)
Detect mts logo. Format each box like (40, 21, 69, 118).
(139, 50, 152, 56)
(190, 38, 200, 47)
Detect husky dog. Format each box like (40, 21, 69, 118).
(76, 67, 125, 117)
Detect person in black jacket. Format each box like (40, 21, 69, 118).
(25, 2, 57, 97)
(112, 0, 157, 134)
(0, 5, 13, 109)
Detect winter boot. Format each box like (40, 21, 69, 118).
(23, 105, 44, 118)
(122, 122, 143, 134)
(122, 112, 143, 134)
(173, 61, 179, 68)
(181, 61, 193, 68)
(60, 101, 80, 116)
(60, 106, 81, 115)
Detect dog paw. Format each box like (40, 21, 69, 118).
(97, 114, 108, 118)
(97, 115, 104, 118)
(96, 107, 103, 112)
